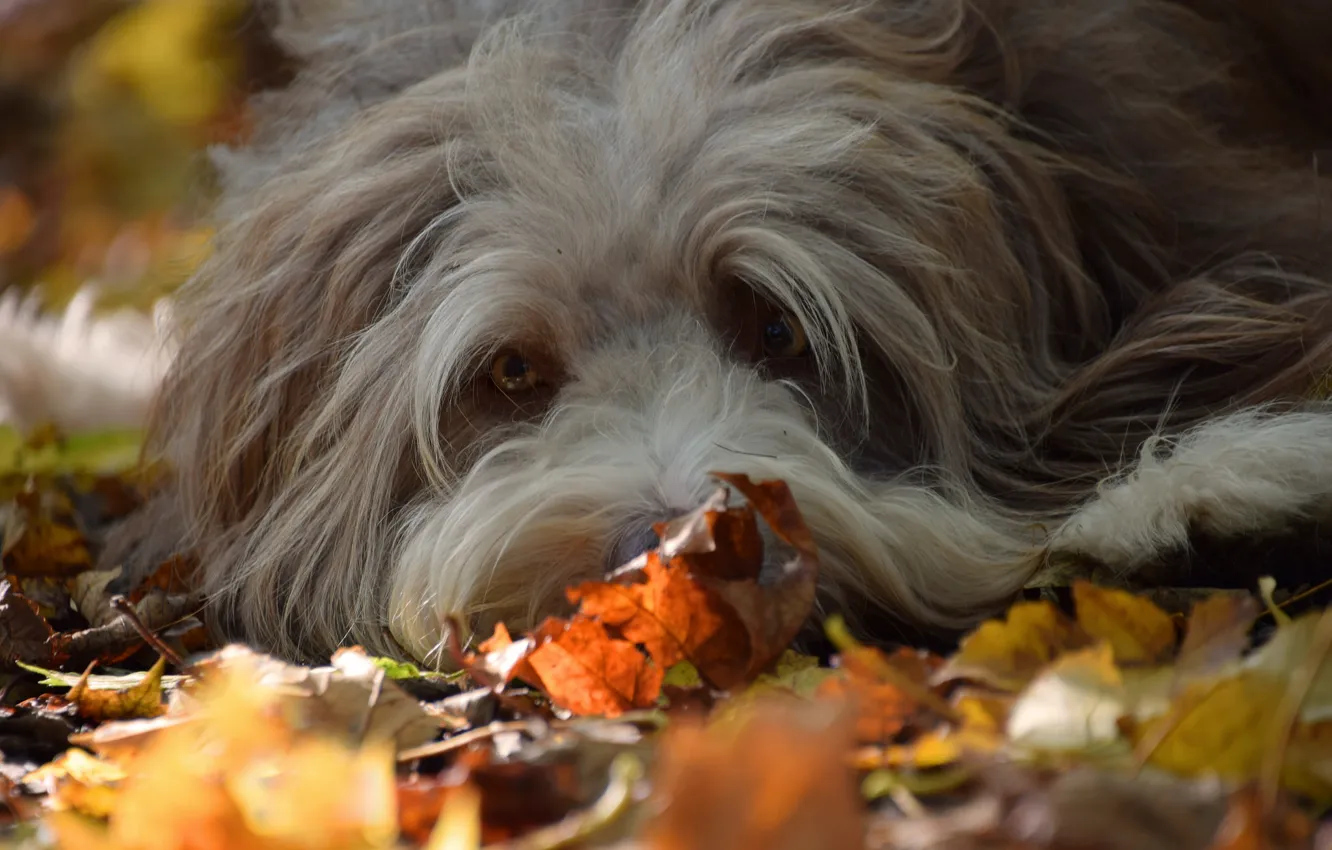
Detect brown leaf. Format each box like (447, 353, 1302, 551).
(0, 578, 58, 666)
(126, 554, 199, 603)
(1, 491, 91, 578)
(690, 475, 820, 686)
(644, 697, 863, 850)
(1177, 593, 1261, 679)
(525, 616, 664, 717)
(651, 490, 764, 582)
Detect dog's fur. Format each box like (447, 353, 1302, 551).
(39, 0, 1332, 664)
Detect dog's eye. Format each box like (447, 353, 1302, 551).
(761, 313, 808, 358)
(490, 351, 540, 393)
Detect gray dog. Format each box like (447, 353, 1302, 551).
(81, 0, 1332, 664)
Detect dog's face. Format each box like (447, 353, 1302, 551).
(151, 0, 1118, 664)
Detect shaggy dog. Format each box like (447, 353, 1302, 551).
(12, 0, 1332, 665)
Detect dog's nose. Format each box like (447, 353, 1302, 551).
(609, 523, 662, 570)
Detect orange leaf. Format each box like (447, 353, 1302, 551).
(570, 553, 750, 689)
(688, 475, 820, 687)
(644, 698, 863, 850)
(525, 616, 663, 717)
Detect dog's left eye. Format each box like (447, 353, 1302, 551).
(761, 313, 809, 358)
(490, 351, 540, 393)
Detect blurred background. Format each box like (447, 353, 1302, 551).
(0, 0, 292, 313)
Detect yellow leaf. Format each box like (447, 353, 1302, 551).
(879, 692, 1008, 770)
(1006, 642, 1130, 756)
(424, 781, 482, 850)
(226, 738, 398, 849)
(1130, 672, 1283, 786)
(69, 656, 167, 722)
(1072, 581, 1176, 666)
(936, 601, 1091, 691)
(1244, 611, 1332, 722)
(25, 749, 126, 819)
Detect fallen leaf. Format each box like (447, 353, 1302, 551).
(526, 616, 664, 717)
(571, 552, 751, 689)
(1006, 642, 1129, 755)
(23, 748, 125, 819)
(424, 781, 482, 850)
(690, 475, 821, 686)
(1073, 581, 1177, 666)
(936, 600, 1092, 691)
(67, 656, 166, 722)
(643, 697, 863, 850)
(1, 490, 91, 578)
(1177, 593, 1262, 681)
(0, 578, 58, 666)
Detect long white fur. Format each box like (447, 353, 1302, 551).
(1049, 407, 1332, 573)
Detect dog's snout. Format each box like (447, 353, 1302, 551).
(609, 523, 662, 571)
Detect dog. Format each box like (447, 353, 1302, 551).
(20, 0, 1332, 665)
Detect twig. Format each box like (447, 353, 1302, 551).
(1260, 606, 1332, 812)
(397, 720, 543, 763)
(108, 595, 190, 672)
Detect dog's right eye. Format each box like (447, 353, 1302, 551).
(490, 351, 540, 393)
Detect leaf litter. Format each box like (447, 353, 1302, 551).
(6, 3, 1332, 848)
(5, 422, 1332, 850)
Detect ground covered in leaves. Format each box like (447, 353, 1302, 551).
(5, 2, 1332, 849)
(1, 428, 1332, 850)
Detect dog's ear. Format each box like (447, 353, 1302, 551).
(128, 71, 480, 657)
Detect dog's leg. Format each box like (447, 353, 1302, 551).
(1048, 407, 1332, 575)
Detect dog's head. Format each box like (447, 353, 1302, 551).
(147, 0, 1177, 663)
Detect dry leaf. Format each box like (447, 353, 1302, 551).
(67, 656, 166, 722)
(1073, 581, 1178, 666)
(0, 578, 59, 666)
(936, 600, 1092, 691)
(525, 616, 664, 717)
(570, 552, 751, 690)
(1177, 593, 1262, 680)
(644, 697, 863, 850)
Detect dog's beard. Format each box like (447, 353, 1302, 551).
(387, 316, 1037, 664)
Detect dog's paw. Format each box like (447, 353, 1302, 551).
(1047, 407, 1332, 575)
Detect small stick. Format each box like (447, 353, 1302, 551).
(108, 595, 190, 672)
(396, 720, 542, 763)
